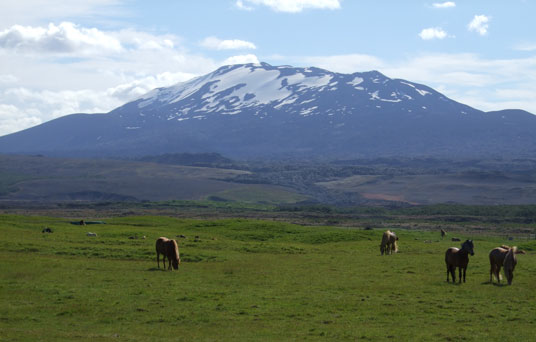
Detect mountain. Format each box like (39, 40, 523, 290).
(1, 62, 535, 159)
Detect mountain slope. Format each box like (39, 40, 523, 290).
(1, 62, 535, 159)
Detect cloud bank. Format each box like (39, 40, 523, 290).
(0, 22, 122, 55)
(200, 36, 256, 50)
(236, 0, 341, 12)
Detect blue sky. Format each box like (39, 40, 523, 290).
(1, 0, 535, 136)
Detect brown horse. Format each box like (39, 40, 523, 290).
(445, 239, 474, 283)
(380, 230, 398, 255)
(156, 237, 181, 270)
(490, 245, 524, 285)
(440, 228, 446, 239)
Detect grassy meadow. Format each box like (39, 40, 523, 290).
(1, 214, 535, 341)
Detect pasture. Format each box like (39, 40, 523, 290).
(1, 214, 535, 341)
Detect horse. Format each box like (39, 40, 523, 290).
(490, 245, 524, 285)
(156, 237, 181, 270)
(380, 230, 398, 255)
(440, 228, 446, 239)
(445, 239, 474, 283)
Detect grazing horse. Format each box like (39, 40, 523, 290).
(156, 237, 181, 270)
(489, 245, 525, 284)
(380, 230, 398, 255)
(445, 239, 474, 283)
(440, 229, 446, 239)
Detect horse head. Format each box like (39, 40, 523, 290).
(172, 259, 179, 270)
(462, 240, 474, 256)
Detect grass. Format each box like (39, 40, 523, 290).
(1, 214, 535, 341)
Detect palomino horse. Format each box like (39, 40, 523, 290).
(156, 237, 181, 270)
(489, 245, 525, 285)
(445, 239, 474, 283)
(380, 230, 398, 255)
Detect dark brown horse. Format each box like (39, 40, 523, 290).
(156, 237, 181, 270)
(445, 239, 474, 283)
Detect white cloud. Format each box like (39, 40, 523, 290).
(0, 22, 122, 55)
(112, 29, 179, 51)
(106, 71, 196, 101)
(301, 54, 385, 73)
(236, 0, 341, 12)
(235, 0, 254, 11)
(0, 0, 124, 27)
(222, 54, 260, 65)
(0, 74, 18, 84)
(0, 70, 198, 136)
(419, 27, 448, 40)
(514, 42, 536, 52)
(200, 36, 256, 50)
(0, 104, 42, 136)
(468, 15, 490, 36)
(432, 2, 455, 8)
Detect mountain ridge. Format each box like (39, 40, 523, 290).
(0, 62, 535, 159)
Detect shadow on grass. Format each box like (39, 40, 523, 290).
(481, 281, 507, 287)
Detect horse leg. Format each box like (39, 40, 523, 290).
(447, 265, 455, 282)
(156, 251, 160, 269)
(458, 267, 462, 283)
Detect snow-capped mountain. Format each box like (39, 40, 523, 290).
(1, 62, 535, 159)
(118, 62, 477, 123)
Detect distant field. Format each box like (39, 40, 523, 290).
(3, 154, 536, 205)
(1, 214, 535, 341)
(0, 155, 306, 204)
(317, 172, 536, 205)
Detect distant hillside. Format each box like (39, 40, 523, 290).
(0, 154, 304, 204)
(1, 63, 535, 159)
(136, 152, 235, 167)
(2, 154, 536, 206)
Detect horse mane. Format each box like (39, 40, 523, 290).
(504, 246, 517, 270)
(170, 239, 179, 260)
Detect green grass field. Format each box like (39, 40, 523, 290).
(1, 214, 535, 341)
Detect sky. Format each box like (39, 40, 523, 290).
(1, 0, 535, 136)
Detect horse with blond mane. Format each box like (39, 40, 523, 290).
(489, 245, 525, 285)
(156, 237, 181, 270)
(380, 230, 398, 255)
(445, 239, 474, 283)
